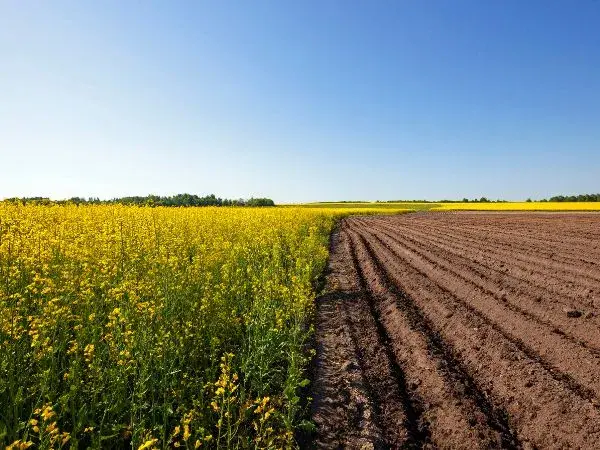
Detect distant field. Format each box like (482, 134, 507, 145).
(295, 202, 438, 211)
(432, 202, 600, 211)
(296, 202, 600, 212)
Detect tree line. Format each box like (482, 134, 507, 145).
(381, 198, 507, 203)
(385, 194, 600, 203)
(541, 193, 600, 202)
(2, 194, 275, 207)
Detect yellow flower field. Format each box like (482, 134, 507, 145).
(0, 204, 375, 449)
(431, 202, 600, 211)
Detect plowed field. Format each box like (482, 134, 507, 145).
(311, 213, 600, 449)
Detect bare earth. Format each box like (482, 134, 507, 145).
(311, 213, 600, 449)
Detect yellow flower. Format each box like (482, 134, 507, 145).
(40, 405, 55, 421)
(84, 343, 95, 361)
(183, 424, 191, 441)
(138, 438, 159, 450)
(0, 203, 348, 447)
(6, 440, 34, 450)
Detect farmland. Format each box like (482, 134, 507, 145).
(313, 212, 600, 448)
(0, 204, 366, 449)
(297, 202, 437, 212)
(432, 202, 600, 211)
(301, 201, 600, 212)
(2, 203, 600, 448)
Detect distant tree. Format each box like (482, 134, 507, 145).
(2, 194, 275, 207)
(68, 197, 87, 205)
(547, 193, 600, 202)
(246, 198, 275, 207)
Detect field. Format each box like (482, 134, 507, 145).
(0, 204, 374, 449)
(3, 203, 600, 449)
(313, 213, 600, 448)
(296, 202, 436, 211)
(298, 201, 600, 212)
(432, 202, 600, 211)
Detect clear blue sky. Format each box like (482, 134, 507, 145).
(1, 1, 599, 202)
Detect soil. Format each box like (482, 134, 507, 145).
(310, 213, 600, 449)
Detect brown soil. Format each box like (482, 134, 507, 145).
(311, 213, 600, 449)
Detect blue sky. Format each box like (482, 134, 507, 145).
(1, 1, 599, 202)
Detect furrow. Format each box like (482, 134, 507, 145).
(369, 216, 600, 301)
(343, 227, 431, 448)
(372, 217, 600, 298)
(362, 219, 600, 353)
(398, 219, 600, 285)
(346, 226, 520, 449)
(344, 217, 600, 448)
(355, 221, 600, 401)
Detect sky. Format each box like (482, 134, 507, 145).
(1, 1, 599, 203)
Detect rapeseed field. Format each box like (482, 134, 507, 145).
(0, 204, 366, 449)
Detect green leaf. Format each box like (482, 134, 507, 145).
(298, 378, 310, 388)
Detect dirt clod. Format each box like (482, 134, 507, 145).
(564, 308, 583, 318)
